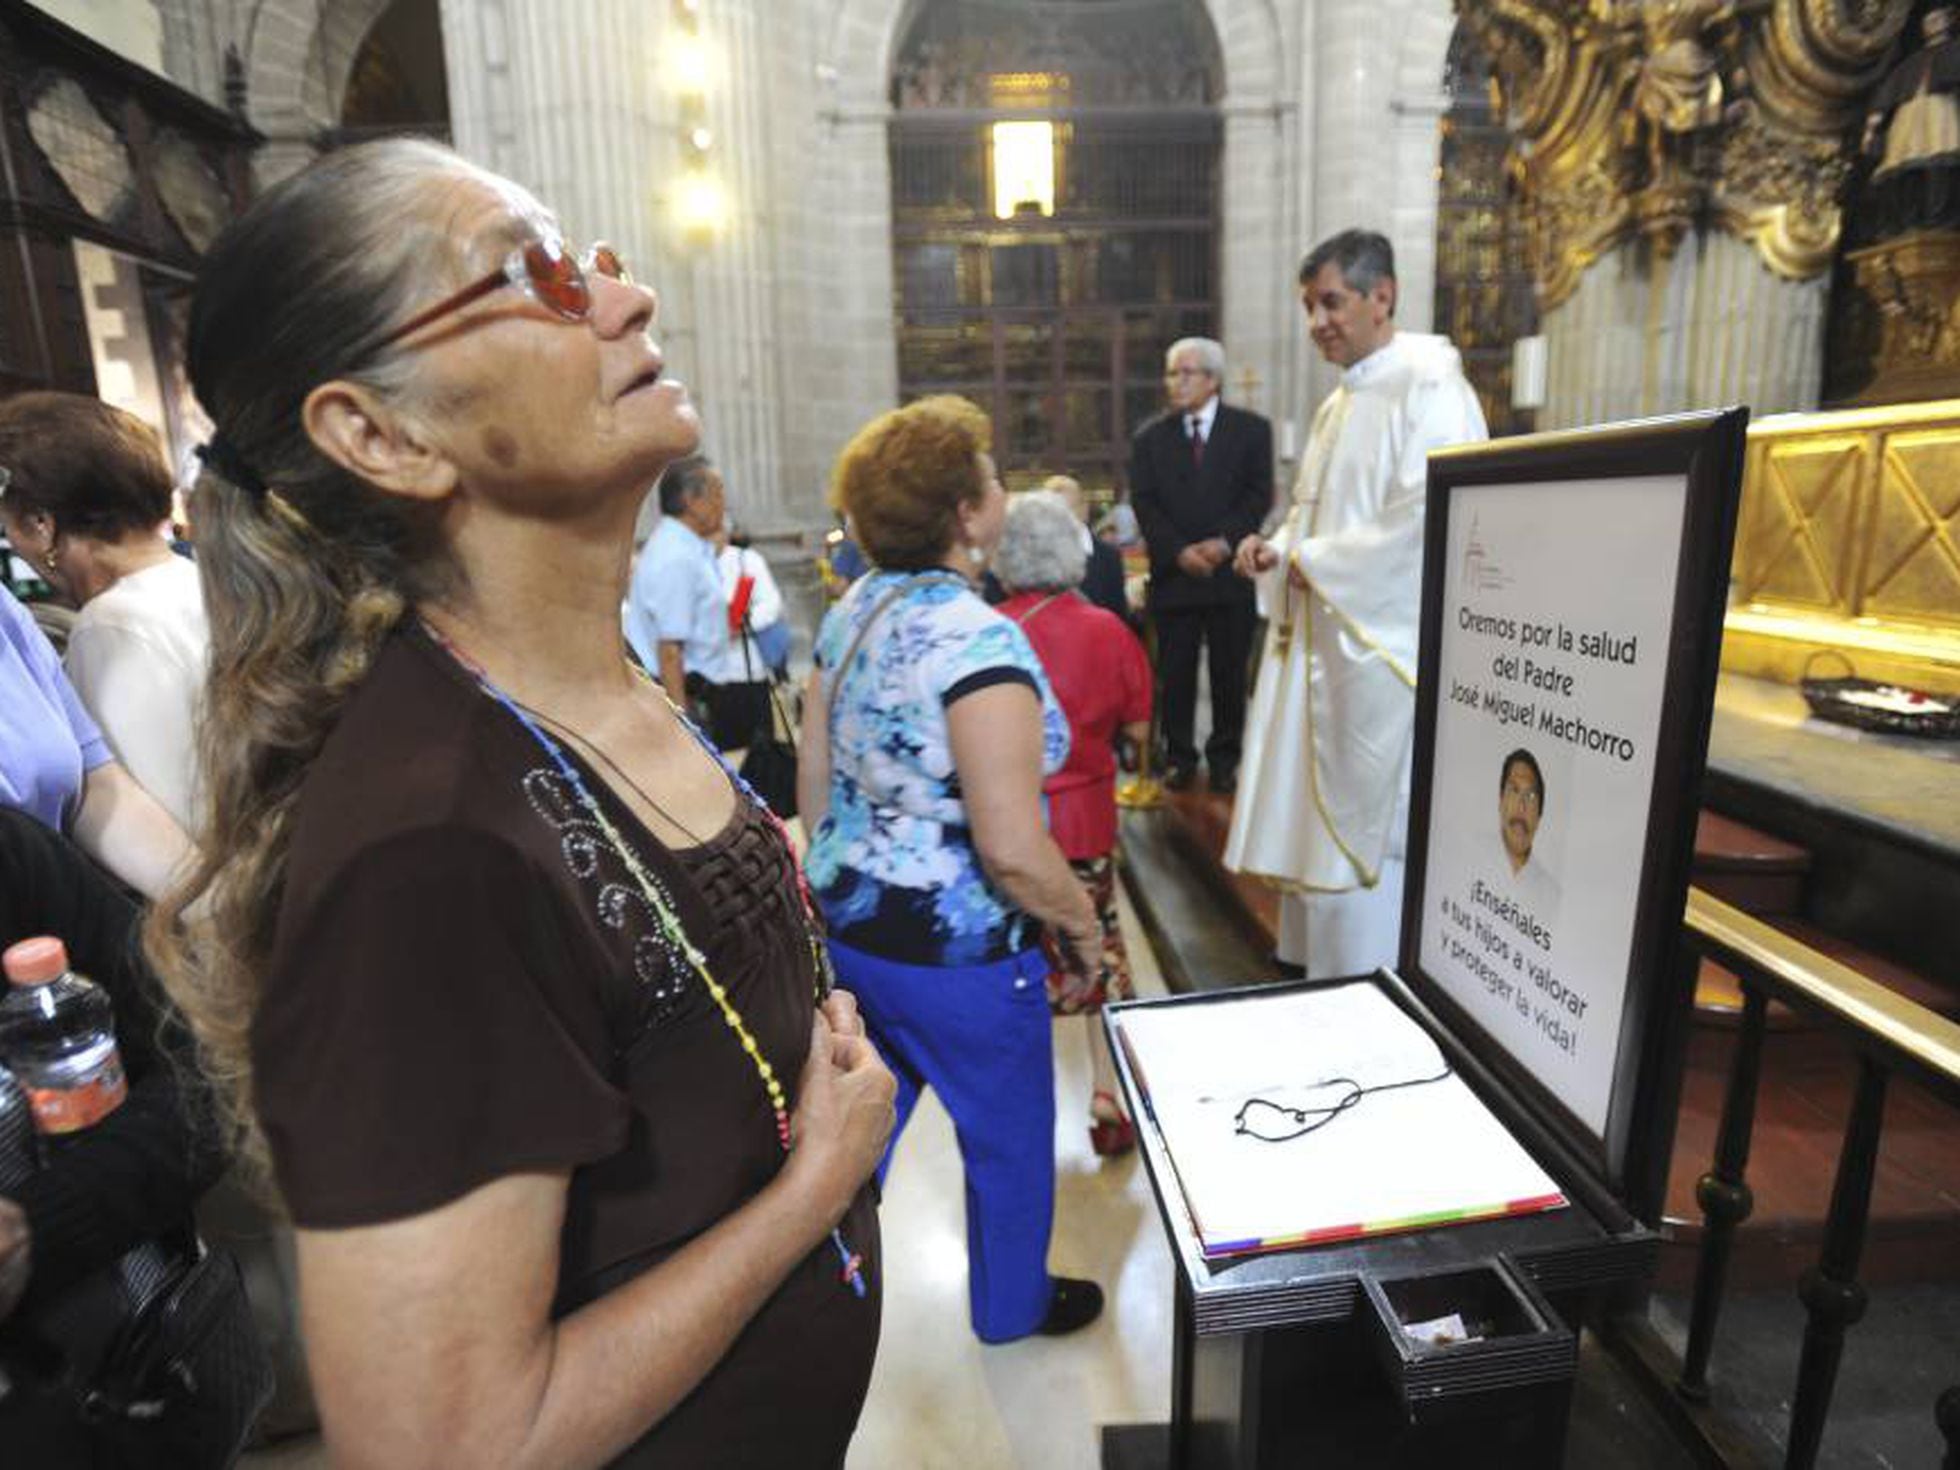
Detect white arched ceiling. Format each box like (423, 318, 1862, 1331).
(237, 0, 396, 184)
(299, 0, 400, 125)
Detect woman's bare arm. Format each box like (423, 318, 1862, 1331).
(297, 1017, 893, 1470)
(71, 761, 193, 900)
(796, 668, 831, 830)
(946, 683, 1098, 972)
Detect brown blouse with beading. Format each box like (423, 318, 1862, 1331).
(254, 625, 880, 1467)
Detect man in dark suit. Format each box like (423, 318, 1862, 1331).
(1129, 337, 1273, 794)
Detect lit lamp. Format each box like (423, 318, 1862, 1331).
(669, 32, 712, 96)
(677, 171, 728, 236)
(669, 1, 719, 240)
(992, 120, 1055, 219)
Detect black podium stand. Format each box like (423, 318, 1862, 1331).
(1105, 970, 1655, 1470)
(1104, 410, 1748, 1469)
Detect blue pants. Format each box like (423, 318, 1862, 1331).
(826, 938, 1056, 1342)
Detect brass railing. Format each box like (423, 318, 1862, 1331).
(1633, 889, 1960, 1469)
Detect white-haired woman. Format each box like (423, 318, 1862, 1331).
(994, 490, 1152, 1155)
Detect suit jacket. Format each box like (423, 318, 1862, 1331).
(1082, 537, 1130, 624)
(1129, 401, 1274, 610)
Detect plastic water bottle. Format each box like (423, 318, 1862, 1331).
(0, 937, 127, 1138)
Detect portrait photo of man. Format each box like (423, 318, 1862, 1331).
(1499, 747, 1561, 916)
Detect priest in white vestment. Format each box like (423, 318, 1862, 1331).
(1229, 230, 1488, 977)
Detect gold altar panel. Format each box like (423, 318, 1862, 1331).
(1864, 433, 1960, 628)
(1725, 401, 1960, 695)
(1739, 436, 1866, 611)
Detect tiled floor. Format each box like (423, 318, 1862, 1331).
(845, 885, 1173, 1469)
(243, 889, 1174, 1469)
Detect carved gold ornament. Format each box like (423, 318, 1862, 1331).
(1846, 232, 1960, 397)
(1460, 0, 1914, 308)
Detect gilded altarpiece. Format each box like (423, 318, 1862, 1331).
(1433, 24, 1539, 437)
(1455, 0, 1960, 695)
(1457, 0, 1915, 308)
(1825, 8, 1960, 405)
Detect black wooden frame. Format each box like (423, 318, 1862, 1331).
(1099, 409, 1748, 1469)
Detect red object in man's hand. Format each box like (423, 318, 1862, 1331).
(728, 573, 756, 635)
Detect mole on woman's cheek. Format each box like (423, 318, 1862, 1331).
(482, 427, 520, 467)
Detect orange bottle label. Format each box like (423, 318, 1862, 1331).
(25, 1053, 127, 1133)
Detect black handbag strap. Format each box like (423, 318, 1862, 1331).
(740, 607, 798, 756)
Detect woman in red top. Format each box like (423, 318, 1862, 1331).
(994, 491, 1152, 1155)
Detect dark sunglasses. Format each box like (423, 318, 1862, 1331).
(367, 234, 632, 353)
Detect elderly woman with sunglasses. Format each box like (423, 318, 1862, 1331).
(146, 140, 894, 1469)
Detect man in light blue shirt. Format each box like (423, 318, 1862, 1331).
(625, 455, 730, 715)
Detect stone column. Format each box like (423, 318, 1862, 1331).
(439, 0, 663, 295)
(440, 0, 795, 525)
(1213, 3, 1295, 450)
(1385, 0, 1458, 337)
(790, 1, 903, 533)
(1304, 0, 1392, 407)
(664, 0, 788, 529)
(1296, 0, 1454, 412)
(155, 0, 225, 106)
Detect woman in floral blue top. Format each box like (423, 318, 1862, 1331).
(799, 396, 1106, 1343)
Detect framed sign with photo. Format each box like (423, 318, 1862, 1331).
(1402, 408, 1749, 1205)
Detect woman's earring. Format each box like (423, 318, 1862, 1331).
(966, 544, 985, 567)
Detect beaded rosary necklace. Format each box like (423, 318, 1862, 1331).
(421, 620, 865, 1299)
(517, 689, 840, 1000)
(518, 702, 711, 846)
